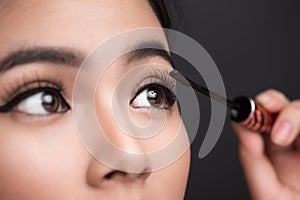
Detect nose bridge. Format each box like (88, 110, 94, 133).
(86, 105, 152, 188)
(94, 79, 152, 174)
(107, 123, 151, 171)
(106, 119, 153, 174)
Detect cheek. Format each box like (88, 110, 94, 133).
(97, 101, 188, 153)
(0, 114, 89, 199)
(146, 149, 191, 199)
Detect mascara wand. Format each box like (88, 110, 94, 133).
(170, 70, 275, 134)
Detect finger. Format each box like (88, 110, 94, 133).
(269, 100, 300, 148)
(232, 122, 284, 199)
(255, 89, 289, 113)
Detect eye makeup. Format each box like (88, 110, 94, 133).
(0, 75, 69, 114)
(132, 68, 176, 95)
(0, 67, 177, 117)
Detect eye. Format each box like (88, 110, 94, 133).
(0, 87, 70, 115)
(16, 89, 70, 115)
(130, 83, 176, 109)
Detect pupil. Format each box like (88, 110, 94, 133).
(41, 91, 59, 112)
(147, 87, 163, 105)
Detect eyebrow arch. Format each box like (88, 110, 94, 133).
(125, 41, 173, 66)
(0, 42, 173, 74)
(0, 47, 85, 73)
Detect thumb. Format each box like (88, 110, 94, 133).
(232, 122, 285, 200)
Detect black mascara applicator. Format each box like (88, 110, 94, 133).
(170, 70, 275, 134)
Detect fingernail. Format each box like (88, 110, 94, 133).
(257, 93, 271, 105)
(273, 121, 293, 145)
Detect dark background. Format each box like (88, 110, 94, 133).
(168, 0, 300, 199)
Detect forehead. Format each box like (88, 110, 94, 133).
(0, 0, 161, 55)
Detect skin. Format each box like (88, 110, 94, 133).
(0, 0, 190, 199)
(0, 1, 299, 200)
(233, 89, 300, 200)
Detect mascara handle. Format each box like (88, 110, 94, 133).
(230, 96, 276, 134)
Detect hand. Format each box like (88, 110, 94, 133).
(232, 89, 300, 200)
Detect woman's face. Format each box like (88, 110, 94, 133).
(0, 0, 190, 199)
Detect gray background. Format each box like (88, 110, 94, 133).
(171, 0, 300, 199)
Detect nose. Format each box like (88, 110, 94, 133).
(86, 126, 152, 188)
(87, 155, 151, 188)
(86, 75, 153, 188)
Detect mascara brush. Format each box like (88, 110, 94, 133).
(170, 70, 275, 134)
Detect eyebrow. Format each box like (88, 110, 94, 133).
(126, 41, 172, 65)
(0, 42, 172, 73)
(0, 47, 85, 73)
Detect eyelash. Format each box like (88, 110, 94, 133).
(132, 68, 176, 94)
(2, 74, 65, 101)
(0, 69, 176, 114)
(130, 68, 177, 110)
(0, 76, 66, 113)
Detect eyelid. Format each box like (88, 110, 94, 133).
(1, 70, 65, 101)
(0, 73, 65, 103)
(132, 68, 176, 98)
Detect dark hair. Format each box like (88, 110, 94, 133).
(148, 0, 171, 28)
